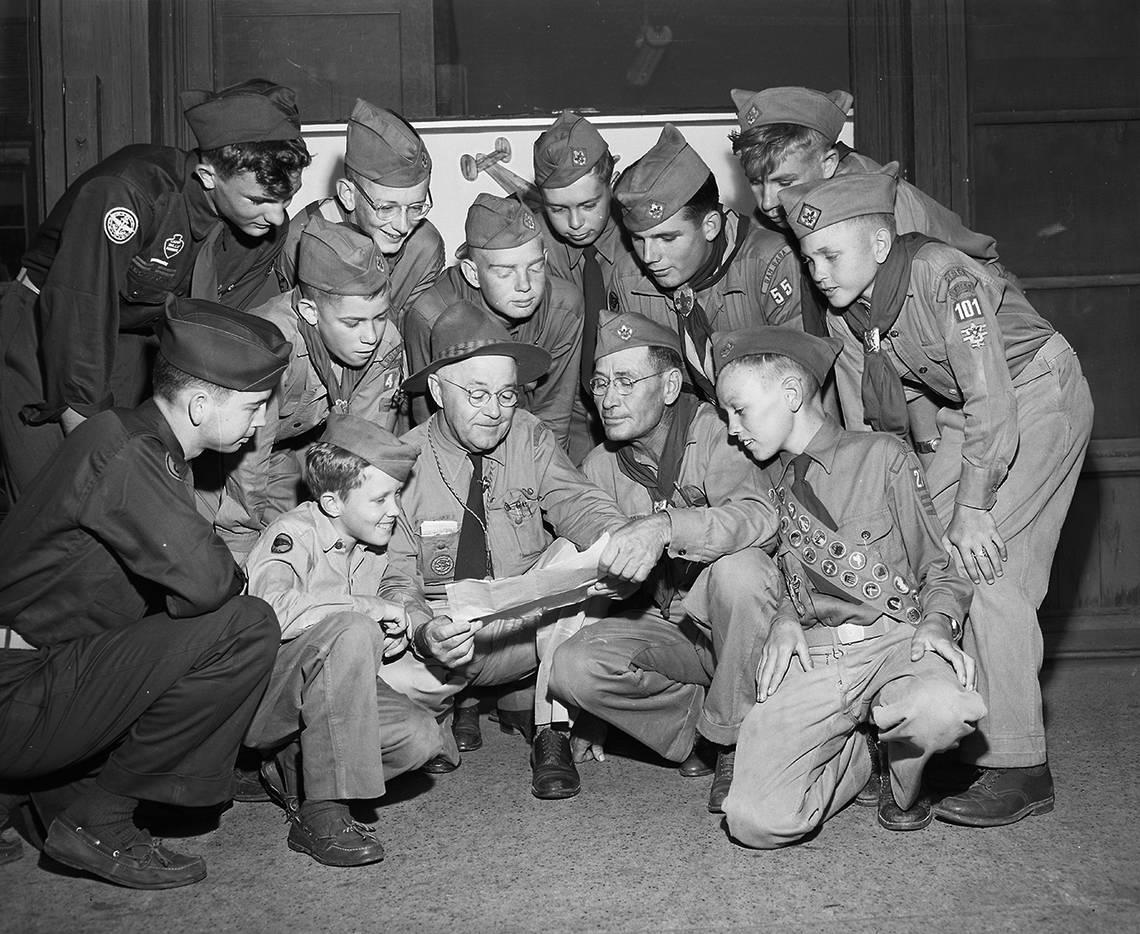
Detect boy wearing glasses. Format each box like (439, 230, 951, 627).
(548, 313, 779, 813)
(278, 99, 443, 331)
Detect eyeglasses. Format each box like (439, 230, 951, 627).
(439, 376, 520, 409)
(352, 181, 433, 223)
(588, 371, 668, 397)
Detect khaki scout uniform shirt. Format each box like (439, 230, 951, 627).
(402, 265, 584, 445)
(764, 419, 972, 630)
(379, 409, 627, 632)
(245, 501, 392, 642)
(540, 213, 632, 295)
(610, 211, 803, 333)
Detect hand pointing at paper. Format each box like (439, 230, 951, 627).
(598, 513, 672, 584)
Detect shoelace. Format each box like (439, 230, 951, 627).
(534, 729, 568, 764)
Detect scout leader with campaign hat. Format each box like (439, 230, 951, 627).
(0, 296, 290, 889)
(280, 99, 444, 331)
(778, 169, 1093, 830)
(403, 193, 585, 447)
(211, 215, 408, 559)
(0, 78, 310, 502)
(243, 412, 444, 868)
(548, 310, 780, 812)
(608, 123, 803, 405)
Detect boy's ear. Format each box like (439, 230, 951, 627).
(295, 294, 320, 326)
(701, 209, 723, 243)
(459, 256, 481, 290)
(193, 162, 218, 192)
(187, 390, 211, 427)
(820, 147, 841, 179)
(783, 374, 806, 413)
(318, 490, 343, 519)
(334, 177, 356, 213)
(872, 225, 893, 265)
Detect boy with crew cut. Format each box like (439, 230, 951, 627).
(776, 169, 1093, 827)
(242, 414, 442, 867)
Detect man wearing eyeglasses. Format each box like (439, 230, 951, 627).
(379, 301, 669, 800)
(277, 99, 444, 333)
(546, 312, 780, 813)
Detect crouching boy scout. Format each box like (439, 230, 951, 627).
(548, 313, 780, 813)
(714, 327, 985, 848)
(377, 301, 668, 800)
(212, 216, 404, 558)
(0, 297, 290, 888)
(777, 170, 1094, 827)
(242, 414, 442, 867)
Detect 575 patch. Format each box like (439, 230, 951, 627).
(768, 277, 793, 306)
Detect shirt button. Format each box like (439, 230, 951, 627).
(334, 540, 344, 550)
(889, 329, 900, 338)
(293, 421, 303, 429)
(678, 548, 687, 556)
(918, 366, 928, 374)
(861, 531, 871, 541)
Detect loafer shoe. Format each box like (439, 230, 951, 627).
(494, 707, 534, 744)
(707, 747, 735, 814)
(678, 738, 716, 778)
(286, 802, 385, 868)
(531, 728, 580, 799)
(421, 754, 459, 774)
(43, 817, 206, 889)
(0, 827, 23, 865)
(452, 705, 483, 752)
(933, 763, 1054, 827)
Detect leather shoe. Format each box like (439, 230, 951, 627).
(933, 763, 1054, 827)
(876, 749, 932, 831)
(678, 737, 716, 778)
(43, 816, 206, 889)
(421, 753, 459, 774)
(0, 826, 23, 865)
(286, 801, 385, 867)
(232, 764, 270, 803)
(707, 747, 735, 814)
(452, 704, 483, 752)
(855, 731, 881, 807)
(494, 706, 534, 744)
(531, 728, 580, 799)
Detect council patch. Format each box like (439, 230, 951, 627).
(103, 207, 138, 244)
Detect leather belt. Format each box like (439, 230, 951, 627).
(0, 626, 36, 650)
(803, 616, 900, 648)
(16, 267, 40, 296)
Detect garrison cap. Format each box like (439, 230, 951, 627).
(729, 86, 853, 142)
(594, 312, 681, 362)
(344, 99, 432, 187)
(613, 124, 711, 232)
(778, 164, 899, 242)
(713, 326, 842, 386)
(402, 301, 551, 394)
(298, 215, 389, 296)
(533, 110, 610, 189)
(182, 78, 302, 150)
(160, 296, 290, 392)
(320, 413, 418, 483)
(464, 193, 541, 251)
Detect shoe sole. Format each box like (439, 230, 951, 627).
(679, 766, 715, 778)
(454, 738, 483, 752)
(44, 837, 206, 889)
(531, 785, 581, 800)
(878, 810, 934, 831)
(287, 838, 385, 867)
(933, 796, 1054, 828)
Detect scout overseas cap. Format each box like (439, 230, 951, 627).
(778, 163, 899, 242)
(713, 326, 842, 385)
(464, 193, 541, 250)
(402, 300, 551, 394)
(594, 312, 681, 362)
(298, 215, 389, 296)
(320, 413, 418, 483)
(344, 99, 432, 187)
(729, 86, 853, 142)
(160, 295, 290, 392)
(533, 110, 610, 189)
(182, 78, 302, 150)
(613, 124, 711, 232)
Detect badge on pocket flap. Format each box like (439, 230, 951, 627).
(421, 519, 459, 537)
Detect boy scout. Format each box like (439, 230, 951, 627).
(0, 297, 290, 888)
(278, 99, 444, 330)
(212, 216, 404, 558)
(533, 110, 638, 462)
(548, 313, 780, 812)
(0, 79, 310, 500)
(610, 124, 802, 403)
(243, 415, 442, 867)
(778, 171, 1094, 826)
(713, 326, 984, 848)
(403, 194, 584, 447)
(378, 301, 667, 799)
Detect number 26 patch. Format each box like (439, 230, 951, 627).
(768, 277, 793, 306)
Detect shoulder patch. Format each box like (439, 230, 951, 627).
(271, 533, 293, 554)
(103, 207, 139, 244)
(759, 244, 794, 294)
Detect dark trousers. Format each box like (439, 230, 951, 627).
(0, 596, 278, 816)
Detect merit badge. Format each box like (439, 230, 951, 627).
(788, 530, 803, 548)
(828, 541, 847, 559)
(872, 563, 889, 582)
(617, 323, 633, 341)
(797, 203, 821, 230)
(745, 104, 760, 126)
(906, 607, 922, 624)
(608, 290, 620, 312)
(863, 581, 881, 600)
(776, 487, 786, 502)
(522, 212, 536, 230)
(821, 559, 838, 577)
(648, 201, 664, 220)
(103, 207, 138, 244)
(894, 576, 911, 594)
(801, 546, 817, 564)
(271, 533, 293, 554)
(811, 529, 827, 548)
(787, 500, 797, 518)
(778, 514, 790, 532)
(961, 322, 989, 349)
(849, 551, 867, 570)
(430, 554, 454, 576)
(886, 596, 902, 612)
(798, 515, 811, 533)
(163, 233, 185, 259)
(841, 570, 859, 588)
(571, 147, 588, 166)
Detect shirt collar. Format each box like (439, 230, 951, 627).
(300, 501, 352, 555)
(428, 413, 508, 469)
(183, 155, 221, 241)
(139, 398, 189, 477)
(778, 418, 843, 478)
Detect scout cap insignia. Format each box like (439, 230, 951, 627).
(298, 215, 389, 296)
(798, 203, 821, 230)
(533, 110, 610, 188)
(182, 78, 302, 149)
(345, 99, 432, 187)
(320, 413, 418, 483)
(613, 124, 711, 233)
(729, 86, 853, 142)
(594, 312, 681, 362)
(712, 325, 843, 384)
(778, 163, 899, 243)
(463, 193, 542, 251)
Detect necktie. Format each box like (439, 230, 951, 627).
(790, 453, 837, 531)
(190, 222, 223, 300)
(455, 454, 489, 579)
(579, 246, 605, 392)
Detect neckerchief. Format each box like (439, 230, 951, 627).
(296, 294, 376, 414)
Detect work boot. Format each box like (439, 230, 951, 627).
(285, 800, 385, 867)
(531, 728, 580, 799)
(452, 704, 483, 752)
(875, 745, 932, 831)
(707, 747, 735, 814)
(43, 816, 206, 889)
(855, 730, 881, 807)
(678, 736, 717, 778)
(933, 763, 1055, 827)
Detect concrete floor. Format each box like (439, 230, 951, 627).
(3, 656, 1139, 934)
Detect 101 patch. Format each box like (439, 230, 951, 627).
(103, 207, 138, 244)
(954, 295, 982, 321)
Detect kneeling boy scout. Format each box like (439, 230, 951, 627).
(778, 170, 1094, 827)
(714, 327, 984, 848)
(243, 415, 441, 867)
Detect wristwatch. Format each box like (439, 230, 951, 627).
(947, 617, 963, 643)
(914, 438, 941, 455)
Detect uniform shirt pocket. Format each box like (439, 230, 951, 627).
(418, 518, 461, 585)
(492, 487, 546, 559)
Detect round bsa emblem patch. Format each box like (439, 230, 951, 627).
(617, 323, 633, 340)
(647, 201, 664, 220)
(430, 554, 454, 576)
(571, 147, 588, 166)
(103, 207, 138, 244)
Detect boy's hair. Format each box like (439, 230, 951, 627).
(152, 353, 233, 403)
(646, 345, 684, 374)
(850, 212, 898, 238)
(587, 150, 617, 186)
(729, 123, 832, 182)
(305, 442, 371, 498)
(298, 281, 389, 306)
(198, 139, 312, 200)
(678, 173, 722, 224)
(722, 353, 821, 400)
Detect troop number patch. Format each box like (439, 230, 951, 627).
(103, 207, 139, 244)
